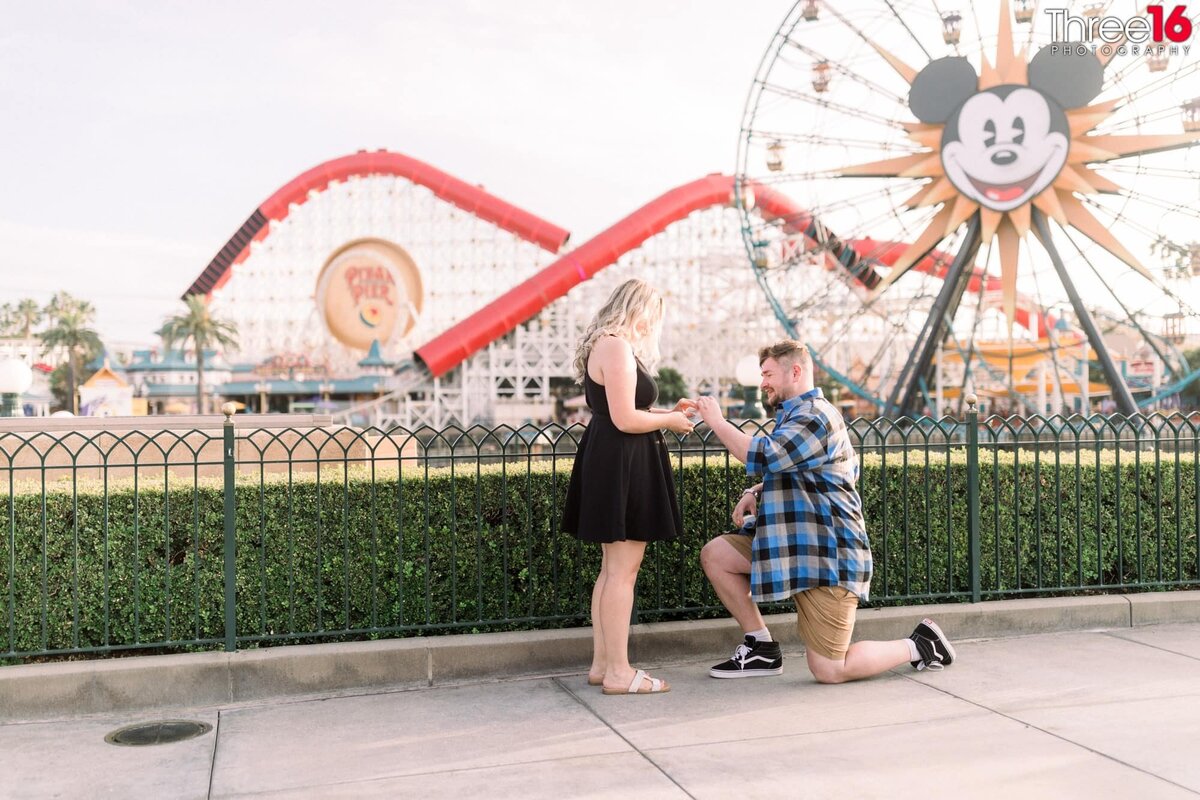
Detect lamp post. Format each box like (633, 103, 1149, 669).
(0, 359, 33, 417)
(735, 355, 763, 420)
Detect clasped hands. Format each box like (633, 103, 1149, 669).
(661, 397, 698, 435)
(661, 395, 727, 435)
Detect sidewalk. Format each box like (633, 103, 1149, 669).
(3, 604, 1200, 798)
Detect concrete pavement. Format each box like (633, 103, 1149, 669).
(5, 592, 1198, 722)
(4, 604, 1200, 797)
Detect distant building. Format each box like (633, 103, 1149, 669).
(0, 336, 65, 368)
(80, 361, 134, 417)
(123, 349, 231, 415)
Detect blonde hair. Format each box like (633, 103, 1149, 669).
(572, 279, 665, 383)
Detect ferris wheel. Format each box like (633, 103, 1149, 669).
(736, 0, 1200, 416)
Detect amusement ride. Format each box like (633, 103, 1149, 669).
(737, 0, 1200, 417)
(185, 0, 1200, 427)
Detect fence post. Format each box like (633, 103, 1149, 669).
(966, 393, 981, 603)
(222, 403, 238, 652)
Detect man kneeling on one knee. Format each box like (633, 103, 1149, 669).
(695, 339, 955, 683)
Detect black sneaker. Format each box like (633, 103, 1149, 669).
(909, 618, 956, 671)
(709, 635, 783, 678)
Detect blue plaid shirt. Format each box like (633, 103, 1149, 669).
(745, 388, 873, 602)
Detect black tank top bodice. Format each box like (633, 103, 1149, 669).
(584, 361, 658, 416)
(563, 356, 681, 543)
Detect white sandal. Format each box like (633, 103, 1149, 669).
(602, 669, 670, 695)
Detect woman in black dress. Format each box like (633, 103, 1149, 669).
(562, 279, 695, 695)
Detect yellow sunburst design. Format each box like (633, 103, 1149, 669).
(835, 0, 1200, 330)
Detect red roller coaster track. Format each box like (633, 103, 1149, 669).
(414, 174, 1050, 377)
(185, 154, 1053, 381)
(183, 149, 570, 299)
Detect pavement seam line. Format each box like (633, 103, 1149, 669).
(552, 677, 697, 800)
(207, 710, 222, 800)
(1102, 629, 1200, 663)
(899, 670, 1200, 796)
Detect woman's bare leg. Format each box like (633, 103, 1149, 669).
(598, 540, 657, 692)
(587, 546, 608, 683)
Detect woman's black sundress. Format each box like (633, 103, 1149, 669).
(561, 360, 683, 543)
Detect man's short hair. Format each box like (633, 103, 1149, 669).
(758, 339, 811, 371)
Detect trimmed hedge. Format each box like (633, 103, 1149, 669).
(2, 449, 1197, 660)
(864, 449, 1199, 598)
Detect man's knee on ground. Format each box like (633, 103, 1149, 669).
(811, 668, 847, 685)
(806, 650, 847, 684)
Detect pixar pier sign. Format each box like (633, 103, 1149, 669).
(1046, 5, 1192, 57)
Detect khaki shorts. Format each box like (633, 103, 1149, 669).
(717, 532, 858, 661)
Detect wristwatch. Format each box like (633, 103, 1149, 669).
(742, 488, 760, 500)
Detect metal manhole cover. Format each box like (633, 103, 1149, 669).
(105, 720, 213, 746)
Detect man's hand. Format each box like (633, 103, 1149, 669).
(696, 395, 752, 463)
(732, 490, 757, 528)
(696, 395, 725, 428)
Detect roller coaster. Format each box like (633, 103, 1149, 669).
(183, 1, 1200, 425)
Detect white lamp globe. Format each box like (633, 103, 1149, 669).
(0, 359, 33, 394)
(735, 355, 762, 388)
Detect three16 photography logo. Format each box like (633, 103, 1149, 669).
(1046, 4, 1193, 57)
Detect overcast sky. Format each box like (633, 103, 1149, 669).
(6, 1, 1197, 350)
(0, 1, 792, 345)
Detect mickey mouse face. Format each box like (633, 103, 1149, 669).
(942, 86, 1068, 211)
(908, 49, 1104, 213)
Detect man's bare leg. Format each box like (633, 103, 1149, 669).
(700, 537, 765, 633)
(805, 640, 913, 684)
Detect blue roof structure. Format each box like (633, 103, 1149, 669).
(357, 340, 394, 369)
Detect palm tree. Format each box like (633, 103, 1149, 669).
(39, 309, 103, 414)
(158, 295, 239, 414)
(45, 291, 94, 323)
(12, 298, 42, 340)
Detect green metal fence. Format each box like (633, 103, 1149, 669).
(2, 404, 1198, 662)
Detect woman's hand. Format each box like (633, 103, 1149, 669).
(671, 397, 698, 415)
(661, 410, 694, 435)
(732, 490, 757, 528)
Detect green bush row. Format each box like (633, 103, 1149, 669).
(2, 450, 1197, 659)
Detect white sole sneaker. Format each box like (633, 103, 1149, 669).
(920, 618, 957, 664)
(708, 665, 783, 678)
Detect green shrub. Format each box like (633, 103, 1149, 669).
(862, 449, 1199, 599)
(1, 448, 1196, 661)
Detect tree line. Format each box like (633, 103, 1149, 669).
(1, 293, 237, 415)
(1, 293, 103, 414)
